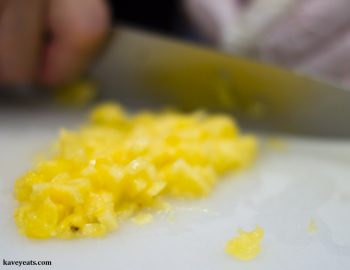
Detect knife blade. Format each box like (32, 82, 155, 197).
(91, 27, 350, 138)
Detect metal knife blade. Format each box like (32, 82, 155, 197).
(91, 27, 350, 138)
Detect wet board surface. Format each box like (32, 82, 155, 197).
(1, 105, 350, 270)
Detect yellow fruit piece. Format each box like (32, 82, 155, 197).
(14, 102, 257, 239)
(132, 213, 154, 225)
(14, 198, 60, 239)
(225, 226, 264, 261)
(307, 219, 318, 233)
(55, 80, 98, 106)
(90, 103, 127, 128)
(81, 223, 107, 237)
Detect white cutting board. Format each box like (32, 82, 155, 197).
(1, 105, 350, 270)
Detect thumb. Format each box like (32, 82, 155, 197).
(41, 0, 110, 86)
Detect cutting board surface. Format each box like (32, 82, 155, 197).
(1, 106, 350, 270)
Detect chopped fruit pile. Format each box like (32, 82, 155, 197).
(14, 103, 256, 239)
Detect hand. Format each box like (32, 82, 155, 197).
(184, 0, 350, 86)
(0, 0, 110, 86)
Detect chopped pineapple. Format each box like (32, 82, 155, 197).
(307, 218, 318, 233)
(225, 226, 264, 261)
(132, 213, 154, 225)
(14, 103, 257, 239)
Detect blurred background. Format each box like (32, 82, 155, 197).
(1, 0, 350, 93)
(112, 0, 350, 89)
(110, 1, 182, 35)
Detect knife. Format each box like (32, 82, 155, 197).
(91, 27, 350, 138)
(2, 27, 349, 137)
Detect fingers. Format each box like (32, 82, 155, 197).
(41, 0, 110, 86)
(0, 0, 9, 16)
(0, 0, 45, 84)
(257, 0, 350, 66)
